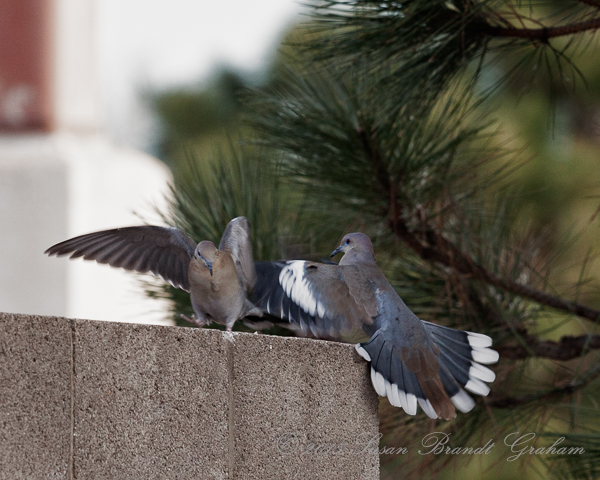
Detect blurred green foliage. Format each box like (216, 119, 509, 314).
(153, 69, 246, 161)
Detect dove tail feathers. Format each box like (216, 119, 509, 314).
(356, 330, 442, 419)
(423, 321, 498, 399)
(356, 323, 498, 419)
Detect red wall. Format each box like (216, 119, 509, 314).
(0, 0, 52, 131)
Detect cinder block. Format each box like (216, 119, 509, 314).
(72, 320, 230, 479)
(1, 315, 380, 479)
(0, 313, 72, 480)
(232, 332, 380, 480)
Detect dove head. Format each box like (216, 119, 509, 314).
(330, 232, 376, 265)
(195, 240, 218, 276)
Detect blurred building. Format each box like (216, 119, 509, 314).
(0, 0, 173, 324)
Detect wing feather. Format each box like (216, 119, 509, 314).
(253, 260, 374, 338)
(45, 226, 197, 291)
(218, 217, 257, 292)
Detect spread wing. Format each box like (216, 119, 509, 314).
(252, 258, 498, 419)
(45, 226, 197, 291)
(357, 293, 498, 420)
(251, 260, 375, 338)
(218, 217, 257, 292)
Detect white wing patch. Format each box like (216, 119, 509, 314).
(465, 331, 493, 348)
(279, 261, 327, 318)
(450, 389, 475, 413)
(418, 398, 438, 419)
(355, 344, 371, 361)
(467, 332, 499, 364)
(469, 362, 496, 383)
(371, 368, 387, 397)
(464, 378, 490, 396)
(470, 347, 499, 365)
(367, 366, 440, 418)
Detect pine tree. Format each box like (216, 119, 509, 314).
(152, 2, 600, 478)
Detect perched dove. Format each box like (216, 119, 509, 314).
(251, 232, 499, 420)
(45, 217, 263, 331)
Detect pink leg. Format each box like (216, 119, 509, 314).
(179, 313, 206, 327)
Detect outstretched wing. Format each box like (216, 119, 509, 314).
(45, 226, 197, 291)
(218, 217, 257, 292)
(252, 258, 499, 419)
(252, 260, 375, 338)
(357, 312, 498, 420)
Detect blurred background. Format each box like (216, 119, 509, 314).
(3, 2, 600, 479)
(0, 0, 301, 325)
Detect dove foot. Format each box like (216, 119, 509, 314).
(179, 313, 207, 328)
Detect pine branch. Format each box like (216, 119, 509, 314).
(489, 365, 600, 409)
(249, 43, 600, 323)
(356, 126, 390, 196)
(485, 17, 600, 42)
(387, 216, 600, 322)
(578, 0, 600, 9)
(498, 333, 600, 361)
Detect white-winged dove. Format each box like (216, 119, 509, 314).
(45, 217, 263, 331)
(251, 232, 499, 420)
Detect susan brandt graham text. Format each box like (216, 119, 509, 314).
(276, 431, 585, 462)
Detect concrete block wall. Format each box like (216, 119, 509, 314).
(0, 313, 380, 479)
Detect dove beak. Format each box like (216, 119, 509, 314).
(204, 259, 213, 276)
(330, 245, 344, 258)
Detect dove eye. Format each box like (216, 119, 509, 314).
(345, 238, 351, 245)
